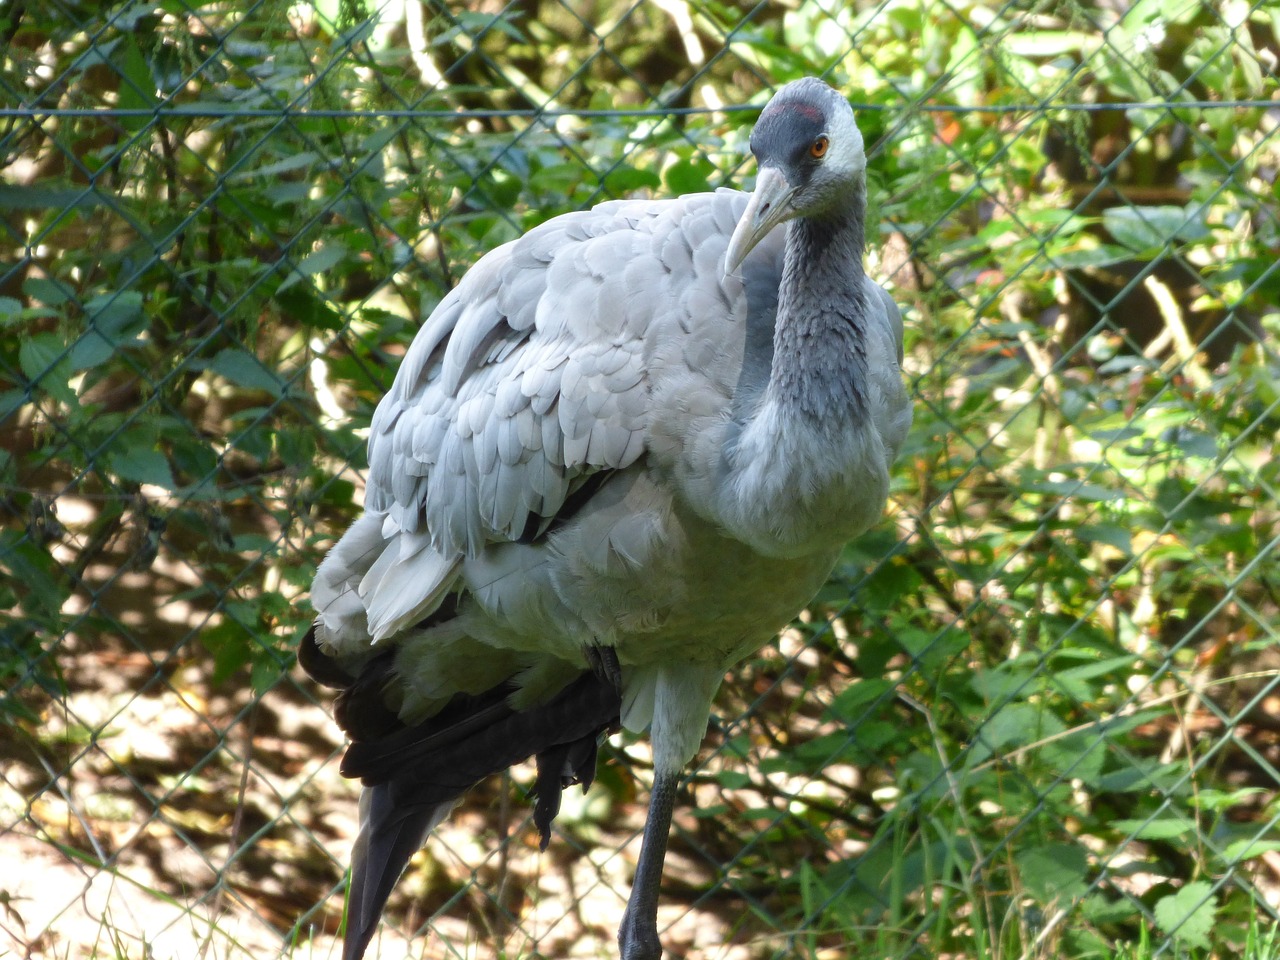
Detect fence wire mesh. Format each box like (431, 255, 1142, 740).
(2, 1, 1278, 958)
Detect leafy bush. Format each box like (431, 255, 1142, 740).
(1, 2, 1277, 958)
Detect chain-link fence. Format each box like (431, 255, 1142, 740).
(2, 1, 1278, 958)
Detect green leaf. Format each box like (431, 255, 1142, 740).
(71, 291, 147, 368)
(1016, 843, 1089, 902)
(1026, 479, 1123, 502)
(1112, 816, 1195, 840)
(1155, 478, 1229, 522)
(1194, 787, 1267, 813)
(19, 333, 76, 404)
(68, 332, 116, 371)
(827, 678, 896, 721)
(1153, 881, 1216, 950)
(1103, 205, 1210, 253)
(264, 181, 312, 205)
(970, 660, 1037, 700)
(1054, 654, 1139, 686)
(231, 150, 320, 181)
(603, 166, 661, 197)
(84, 291, 145, 340)
(1220, 838, 1280, 863)
(209, 349, 283, 395)
(275, 286, 344, 330)
(1081, 892, 1141, 925)
(0, 389, 26, 420)
(1043, 731, 1107, 786)
(528, 162, 583, 194)
(1161, 425, 1217, 460)
(170, 433, 218, 483)
(894, 624, 962, 663)
(116, 37, 158, 131)
(275, 426, 316, 468)
(971, 703, 1066, 763)
(1075, 523, 1133, 555)
(664, 157, 716, 195)
(250, 655, 287, 695)
(691, 803, 730, 819)
(0, 532, 71, 619)
(0, 185, 101, 211)
(23, 276, 73, 306)
(277, 242, 348, 293)
(18, 332, 62, 380)
(110, 440, 176, 489)
(361, 125, 399, 156)
(0, 296, 23, 322)
(1050, 242, 1134, 269)
(316, 477, 356, 507)
(202, 619, 254, 685)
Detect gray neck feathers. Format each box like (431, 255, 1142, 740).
(769, 181, 870, 423)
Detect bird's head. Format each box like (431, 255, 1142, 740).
(725, 78, 865, 274)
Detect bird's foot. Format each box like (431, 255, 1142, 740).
(585, 643, 623, 694)
(617, 909, 662, 960)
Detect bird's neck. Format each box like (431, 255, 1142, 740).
(708, 181, 887, 559)
(770, 185, 870, 424)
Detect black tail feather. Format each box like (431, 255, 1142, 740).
(299, 625, 403, 741)
(532, 733, 602, 850)
(333, 651, 403, 742)
(338, 665, 622, 960)
(297, 624, 356, 689)
(341, 671, 619, 791)
(344, 783, 453, 960)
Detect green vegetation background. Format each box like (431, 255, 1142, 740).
(1, 1, 1277, 958)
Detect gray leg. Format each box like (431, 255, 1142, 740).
(617, 766, 679, 960)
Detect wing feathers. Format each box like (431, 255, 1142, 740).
(343, 191, 768, 648)
(360, 532, 460, 642)
(312, 514, 390, 650)
(364, 198, 687, 559)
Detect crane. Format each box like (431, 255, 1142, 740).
(301, 76, 912, 960)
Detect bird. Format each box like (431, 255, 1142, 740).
(301, 76, 912, 960)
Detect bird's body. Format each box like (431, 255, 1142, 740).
(304, 78, 911, 960)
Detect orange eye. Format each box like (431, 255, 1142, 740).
(810, 136, 829, 159)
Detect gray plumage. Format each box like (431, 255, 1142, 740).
(304, 76, 912, 960)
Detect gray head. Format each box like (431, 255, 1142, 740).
(725, 78, 866, 273)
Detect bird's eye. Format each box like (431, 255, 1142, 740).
(810, 136, 829, 159)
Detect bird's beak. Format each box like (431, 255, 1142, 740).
(724, 165, 796, 275)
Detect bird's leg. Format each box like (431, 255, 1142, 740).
(617, 765, 679, 960)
